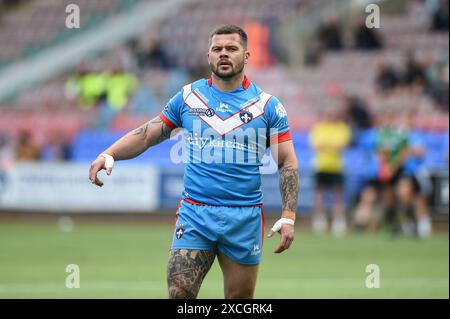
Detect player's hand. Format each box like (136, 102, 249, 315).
(267, 219, 295, 254)
(89, 154, 114, 187)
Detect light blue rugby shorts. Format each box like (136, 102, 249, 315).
(170, 199, 265, 265)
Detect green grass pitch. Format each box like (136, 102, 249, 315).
(0, 219, 448, 298)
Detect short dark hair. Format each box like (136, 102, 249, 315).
(209, 24, 248, 49)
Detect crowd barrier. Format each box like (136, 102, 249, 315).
(0, 163, 447, 214)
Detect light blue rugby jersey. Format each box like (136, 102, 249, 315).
(160, 76, 291, 206)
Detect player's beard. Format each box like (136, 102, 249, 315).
(210, 58, 245, 80)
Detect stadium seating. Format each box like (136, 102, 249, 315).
(0, 0, 140, 67)
(0, 0, 448, 171)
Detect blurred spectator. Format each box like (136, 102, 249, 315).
(65, 65, 107, 110)
(353, 18, 383, 50)
(67, 62, 139, 126)
(130, 34, 170, 69)
(430, 80, 449, 112)
(127, 38, 143, 66)
(309, 108, 352, 236)
(40, 133, 72, 162)
(116, 44, 138, 73)
(395, 113, 433, 238)
(147, 38, 170, 69)
(95, 66, 138, 129)
(428, 63, 449, 112)
(353, 112, 410, 235)
(402, 53, 429, 90)
(15, 131, 40, 161)
(374, 112, 409, 231)
(341, 95, 373, 145)
(304, 39, 323, 67)
(318, 15, 343, 51)
(265, 14, 289, 65)
(431, 0, 449, 31)
(104, 67, 138, 112)
(375, 62, 400, 92)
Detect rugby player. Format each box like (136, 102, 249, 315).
(89, 25, 299, 299)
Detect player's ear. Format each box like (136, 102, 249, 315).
(244, 51, 250, 64)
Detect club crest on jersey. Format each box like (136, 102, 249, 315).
(239, 110, 253, 124)
(175, 224, 185, 239)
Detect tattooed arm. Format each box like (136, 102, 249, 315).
(268, 140, 299, 253)
(278, 148, 299, 222)
(103, 116, 172, 160)
(89, 115, 173, 186)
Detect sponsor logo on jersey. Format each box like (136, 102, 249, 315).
(217, 102, 232, 113)
(186, 131, 258, 152)
(205, 109, 215, 117)
(188, 108, 215, 117)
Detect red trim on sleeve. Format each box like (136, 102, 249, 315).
(159, 113, 177, 129)
(270, 131, 292, 144)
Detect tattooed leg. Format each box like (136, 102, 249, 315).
(167, 249, 216, 299)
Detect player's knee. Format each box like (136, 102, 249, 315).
(225, 287, 254, 299)
(168, 285, 197, 299)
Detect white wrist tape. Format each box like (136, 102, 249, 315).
(100, 153, 114, 169)
(271, 218, 295, 233)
